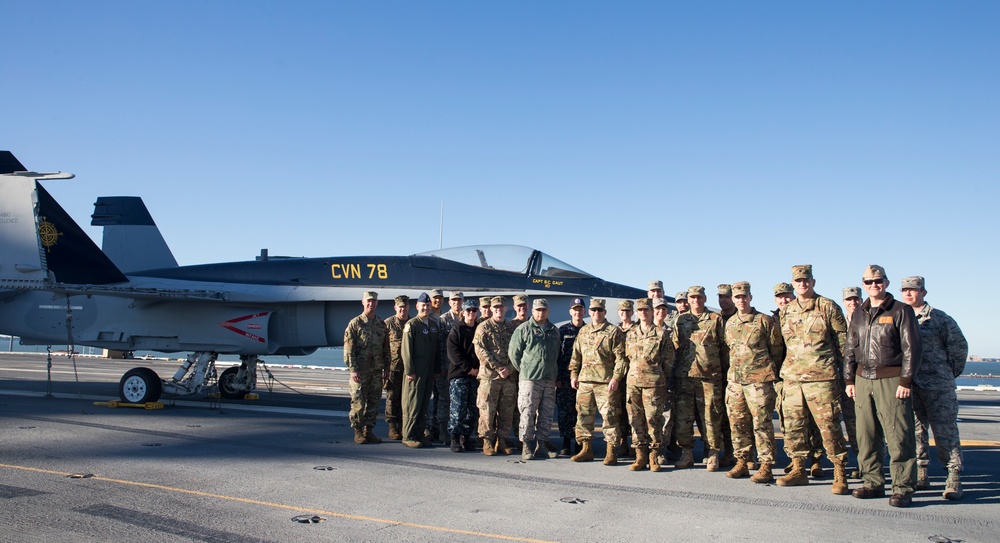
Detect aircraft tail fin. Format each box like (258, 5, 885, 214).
(0, 151, 128, 287)
(92, 196, 179, 272)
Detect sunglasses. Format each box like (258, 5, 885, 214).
(590, 308, 605, 312)
(863, 278, 885, 286)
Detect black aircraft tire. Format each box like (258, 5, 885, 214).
(218, 366, 247, 399)
(119, 367, 162, 403)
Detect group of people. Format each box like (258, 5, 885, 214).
(341, 264, 968, 509)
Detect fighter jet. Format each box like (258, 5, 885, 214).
(0, 152, 649, 403)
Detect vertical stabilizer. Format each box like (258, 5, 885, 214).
(92, 196, 179, 272)
(0, 171, 48, 288)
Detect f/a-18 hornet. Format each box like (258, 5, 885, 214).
(0, 151, 650, 403)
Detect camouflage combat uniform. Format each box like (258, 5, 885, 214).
(570, 322, 627, 447)
(625, 323, 674, 448)
(724, 309, 782, 464)
(779, 294, 849, 463)
(344, 313, 389, 431)
(473, 318, 519, 446)
(672, 311, 727, 455)
(384, 315, 407, 428)
(912, 304, 968, 473)
(556, 321, 583, 443)
(773, 309, 824, 461)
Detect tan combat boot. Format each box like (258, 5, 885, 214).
(387, 423, 402, 441)
(630, 445, 649, 471)
(674, 447, 694, 469)
(705, 449, 719, 472)
(649, 445, 662, 472)
(353, 427, 366, 444)
(572, 440, 594, 462)
(363, 426, 382, 444)
(495, 437, 511, 456)
(916, 465, 930, 490)
(483, 437, 497, 456)
(603, 441, 618, 466)
(777, 457, 809, 486)
(751, 463, 774, 484)
(810, 458, 826, 479)
(943, 469, 963, 500)
(783, 459, 795, 474)
(726, 458, 749, 479)
(831, 459, 850, 495)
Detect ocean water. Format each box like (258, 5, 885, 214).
(3, 336, 997, 384)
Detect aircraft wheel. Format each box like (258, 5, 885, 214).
(119, 367, 162, 403)
(218, 366, 249, 399)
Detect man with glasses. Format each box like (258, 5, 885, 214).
(900, 276, 968, 500)
(569, 299, 627, 464)
(672, 286, 727, 470)
(845, 265, 921, 507)
(777, 265, 851, 495)
(401, 292, 441, 448)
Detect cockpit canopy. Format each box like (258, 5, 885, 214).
(416, 245, 594, 279)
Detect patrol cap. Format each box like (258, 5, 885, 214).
(570, 298, 586, 309)
(590, 298, 607, 310)
(653, 298, 669, 309)
(842, 286, 863, 300)
(901, 276, 925, 290)
(416, 292, 431, 304)
(731, 281, 750, 296)
(773, 282, 794, 296)
(513, 294, 529, 305)
(449, 291, 464, 300)
(862, 265, 887, 280)
(792, 265, 813, 280)
(394, 295, 409, 306)
(687, 286, 706, 298)
(363, 291, 378, 301)
(648, 280, 664, 291)
(490, 296, 507, 307)
(635, 298, 652, 310)
(674, 291, 688, 301)
(532, 299, 549, 310)
(618, 299, 634, 311)
(479, 296, 493, 307)
(718, 284, 733, 296)
(462, 299, 480, 310)
(429, 289, 444, 298)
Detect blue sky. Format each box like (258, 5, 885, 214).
(3, 2, 998, 355)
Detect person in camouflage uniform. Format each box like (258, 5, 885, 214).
(616, 298, 637, 458)
(901, 276, 968, 500)
(772, 281, 826, 477)
(473, 296, 519, 456)
(447, 297, 481, 452)
(556, 298, 586, 456)
(625, 298, 674, 471)
(722, 282, 782, 483)
(401, 292, 441, 448)
(671, 291, 689, 328)
(509, 299, 561, 460)
(426, 289, 459, 443)
(344, 291, 390, 444)
(508, 294, 531, 451)
(383, 295, 410, 440)
(654, 297, 680, 465)
(569, 298, 628, 465)
(716, 284, 738, 469)
(477, 296, 493, 324)
(839, 287, 862, 456)
(777, 265, 851, 495)
(672, 286, 727, 471)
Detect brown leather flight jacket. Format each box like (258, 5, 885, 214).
(844, 293, 922, 388)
